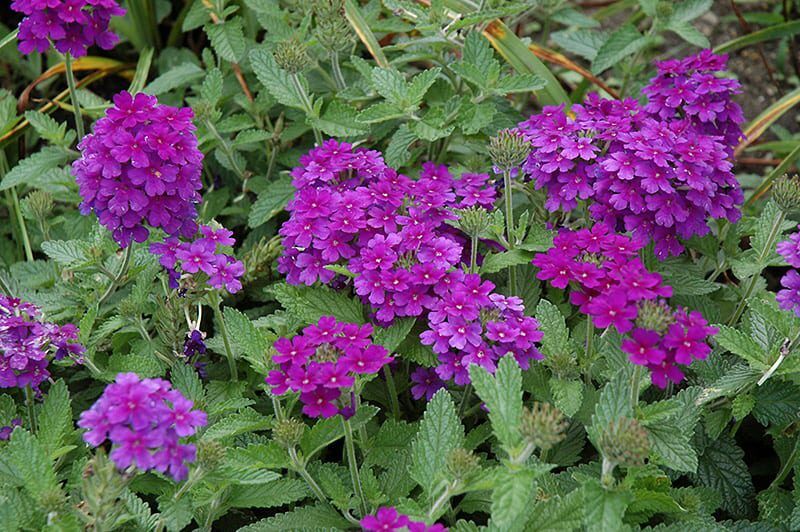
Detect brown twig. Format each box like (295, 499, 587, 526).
(737, 156, 787, 166)
(202, 0, 254, 102)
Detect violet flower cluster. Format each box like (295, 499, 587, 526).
(519, 51, 743, 258)
(266, 316, 393, 418)
(621, 307, 717, 388)
(777, 229, 800, 317)
(73, 91, 204, 248)
(149, 224, 244, 294)
(409, 366, 446, 400)
(421, 273, 544, 385)
(11, 0, 125, 56)
(0, 294, 84, 390)
(361, 506, 447, 532)
(78, 372, 207, 481)
(533, 224, 672, 333)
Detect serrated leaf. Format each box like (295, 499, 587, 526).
(143, 62, 204, 96)
(550, 378, 583, 418)
(24, 111, 67, 144)
(491, 466, 536, 528)
(385, 123, 417, 168)
(583, 479, 634, 532)
(407, 68, 441, 105)
(373, 318, 415, 353)
(480, 249, 534, 274)
(202, 408, 272, 440)
(752, 381, 800, 426)
(551, 29, 609, 62)
(672, 0, 713, 22)
(648, 421, 698, 473)
(239, 502, 350, 530)
(689, 434, 754, 518)
(249, 48, 304, 110)
(469, 355, 523, 451)
(227, 478, 309, 509)
(358, 101, 406, 124)
(589, 368, 634, 443)
(270, 283, 365, 324)
(536, 299, 571, 358)
(300, 405, 379, 459)
(458, 100, 496, 135)
(526, 489, 584, 531)
(205, 18, 246, 63)
(1, 429, 59, 499)
(410, 390, 464, 496)
(248, 177, 294, 228)
(715, 326, 769, 369)
(183, 0, 211, 31)
(310, 100, 368, 137)
(668, 21, 710, 48)
(37, 380, 72, 459)
(494, 73, 546, 94)
(40, 239, 93, 268)
(371, 68, 408, 106)
(170, 364, 204, 405)
(200, 67, 224, 106)
(592, 24, 649, 74)
(0, 146, 71, 191)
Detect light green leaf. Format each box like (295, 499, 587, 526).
(592, 24, 649, 74)
(310, 100, 368, 137)
(270, 283, 365, 325)
(202, 408, 272, 441)
(491, 466, 536, 529)
(0, 146, 72, 191)
(583, 479, 634, 532)
(410, 390, 464, 496)
(480, 249, 534, 274)
(40, 239, 93, 268)
(37, 380, 72, 458)
(469, 355, 523, 451)
(143, 62, 204, 95)
(206, 18, 246, 63)
(248, 177, 295, 228)
(550, 378, 583, 418)
(249, 48, 304, 110)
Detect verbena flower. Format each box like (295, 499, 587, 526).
(266, 316, 392, 418)
(78, 372, 207, 481)
(149, 224, 244, 294)
(11, 0, 125, 56)
(532, 224, 672, 333)
(410, 366, 445, 400)
(73, 91, 204, 247)
(421, 272, 544, 385)
(0, 294, 84, 390)
(777, 230, 800, 317)
(361, 506, 448, 532)
(518, 52, 743, 258)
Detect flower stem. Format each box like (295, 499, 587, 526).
(470, 234, 478, 273)
(383, 366, 400, 420)
(10, 188, 34, 262)
(503, 170, 517, 295)
(728, 210, 786, 326)
(99, 245, 133, 305)
(330, 52, 346, 90)
(64, 53, 85, 141)
(214, 302, 238, 381)
(25, 385, 37, 435)
(288, 446, 328, 505)
(458, 383, 472, 418)
(630, 365, 643, 411)
(342, 417, 368, 516)
(290, 73, 323, 146)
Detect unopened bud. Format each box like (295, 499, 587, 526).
(22, 190, 53, 222)
(446, 448, 480, 481)
(521, 402, 567, 452)
(634, 300, 675, 334)
(273, 418, 305, 448)
(314, 0, 353, 53)
(489, 129, 531, 173)
(773, 174, 800, 212)
(274, 39, 311, 74)
(598, 417, 649, 468)
(655, 1, 674, 19)
(455, 206, 491, 238)
(197, 440, 225, 470)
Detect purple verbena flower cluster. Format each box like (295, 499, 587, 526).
(279, 141, 495, 312)
(150, 224, 244, 294)
(533, 224, 671, 333)
(361, 506, 447, 532)
(78, 372, 207, 481)
(73, 91, 204, 248)
(11, 0, 125, 56)
(421, 273, 544, 385)
(519, 51, 743, 258)
(409, 366, 445, 400)
(266, 316, 393, 418)
(0, 294, 84, 390)
(777, 228, 800, 316)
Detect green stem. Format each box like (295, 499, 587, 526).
(342, 417, 368, 516)
(771, 441, 798, 488)
(458, 383, 472, 418)
(214, 303, 238, 381)
(330, 52, 346, 90)
(288, 447, 329, 506)
(470, 234, 478, 273)
(630, 365, 644, 411)
(290, 73, 323, 145)
(64, 53, 85, 141)
(428, 481, 457, 520)
(271, 395, 284, 422)
(25, 385, 37, 435)
(728, 210, 786, 326)
(503, 170, 517, 295)
(383, 366, 400, 420)
(0, 274, 12, 296)
(11, 188, 33, 262)
(98, 245, 133, 305)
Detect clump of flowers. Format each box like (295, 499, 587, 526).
(361, 506, 447, 532)
(265, 316, 393, 418)
(621, 302, 717, 388)
(777, 227, 800, 317)
(421, 273, 544, 385)
(518, 51, 743, 258)
(11, 0, 125, 56)
(149, 224, 244, 294)
(532, 224, 672, 333)
(0, 294, 84, 390)
(72, 91, 204, 247)
(78, 372, 207, 481)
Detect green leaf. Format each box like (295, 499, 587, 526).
(462, 31, 497, 80)
(270, 283, 365, 324)
(309, 100, 368, 137)
(201, 67, 225, 106)
(183, 0, 211, 31)
(1, 429, 59, 499)
(469, 355, 523, 451)
(248, 177, 295, 228)
(715, 325, 769, 369)
(648, 421, 698, 473)
(690, 434, 754, 518)
(143, 62, 204, 95)
(358, 102, 406, 124)
(227, 478, 309, 509)
(526, 489, 584, 531)
(40, 239, 93, 268)
(491, 466, 537, 529)
(551, 29, 609, 62)
(480, 249, 534, 274)
(410, 390, 464, 496)
(205, 18, 246, 63)
(385, 123, 417, 168)
(239, 502, 351, 530)
(202, 408, 272, 441)
(0, 146, 71, 191)
(589, 368, 634, 443)
(24, 111, 67, 145)
(170, 364, 204, 405)
(373, 318, 415, 353)
(37, 380, 73, 459)
(300, 405, 379, 458)
(550, 378, 583, 418)
(592, 24, 649, 74)
(458, 100, 496, 135)
(371, 67, 408, 106)
(249, 48, 304, 110)
(583, 479, 634, 532)
(672, 0, 713, 22)
(752, 381, 800, 426)
(668, 21, 710, 48)
(407, 68, 442, 105)
(495, 73, 546, 94)
(536, 299, 571, 358)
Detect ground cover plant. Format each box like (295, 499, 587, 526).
(2, 0, 800, 530)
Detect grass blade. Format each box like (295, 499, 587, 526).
(714, 20, 800, 54)
(736, 87, 800, 156)
(745, 142, 800, 208)
(344, 0, 389, 68)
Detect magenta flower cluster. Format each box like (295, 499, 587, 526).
(150, 224, 244, 294)
(0, 294, 84, 390)
(777, 229, 800, 316)
(266, 316, 393, 418)
(278, 142, 494, 313)
(361, 506, 447, 532)
(11, 0, 125, 56)
(519, 51, 743, 258)
(78, 372, 207, 481)
(421, 272, 544, 385)
(622, 308, 717, 388)
(73, 91, 204, 248)
(533, 224, 672, 333)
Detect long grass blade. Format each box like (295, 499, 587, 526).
(714, 20, 800, 54)
(0, 29, 19, 53)
(128, 48, 155, 94)
(736, 87, 800, 156)
(344, 0, 389, 68)
(744, 142, 800, 208)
